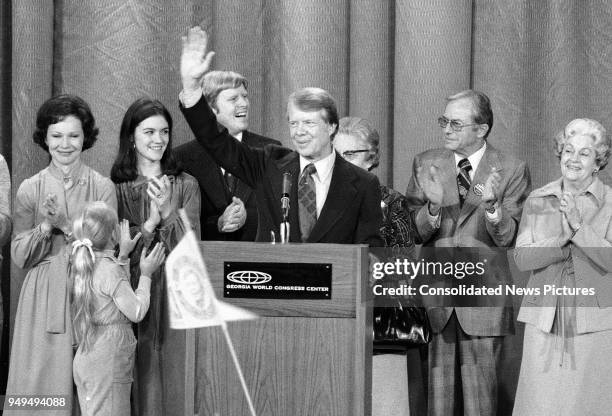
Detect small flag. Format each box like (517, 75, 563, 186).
(166, 225, 257, 329)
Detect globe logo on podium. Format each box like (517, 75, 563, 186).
(227, 271, 272, 285)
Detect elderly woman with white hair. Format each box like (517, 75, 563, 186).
(513, 118, 612, 415)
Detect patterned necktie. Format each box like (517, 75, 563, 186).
(457, 158, 472, 207)
(298, 163, 317, 242)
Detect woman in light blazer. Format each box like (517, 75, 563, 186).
(513, 118, 612, 415)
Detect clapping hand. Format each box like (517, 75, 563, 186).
(139, 242, 166, 278)
(180, 26, 215, 93)
(416, 164, 444, 214)
(482, 167, 501, 204)
(41, 193, 69, 234)
(559, 192, 582, 231)
(147, 176, 172, 219)
(117, 219, 141, 261)
(144, 199, 161, 234)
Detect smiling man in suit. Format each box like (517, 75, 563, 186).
(405, 90, 531, 415)
(174, 70, 281, 241)
(178, 27, 382, 246)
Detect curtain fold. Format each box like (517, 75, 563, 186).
(348, 0, 394, 184)
(392, 0, 473, 192)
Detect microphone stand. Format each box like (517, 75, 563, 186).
(280, 198, 290, 243)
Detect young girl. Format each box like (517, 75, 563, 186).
(71, 201, 165, 416)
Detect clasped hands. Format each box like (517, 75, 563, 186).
(218, 197, 247, 233)
(41, 193, 70, 235)
(144, 175, 172, 233)
(558, 192, 582, 246)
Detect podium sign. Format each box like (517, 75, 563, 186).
(223, 261, 333, 299)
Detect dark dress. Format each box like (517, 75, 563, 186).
(115, 172, 200, 416)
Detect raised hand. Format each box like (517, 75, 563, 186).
(218, 196, 247, 233)
(147, 175, 172, 219)
(417, 164, 444, 213)
(139, 242, 166, 278)
(118, 219, 141, 261)
(180, 26, 216, 93)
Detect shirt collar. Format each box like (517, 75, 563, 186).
(454, 142, 487, 172)
(47, 160, 84, 181)
(531, 176, 605, 207)
(299, 149, 336, 182)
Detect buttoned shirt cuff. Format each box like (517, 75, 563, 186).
(179, 88, 204, 108)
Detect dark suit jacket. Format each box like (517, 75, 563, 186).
(174, 132, 280, 241)
(405, 145, 531, 336)
(180, 96, 383, 246)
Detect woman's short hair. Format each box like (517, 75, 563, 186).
(337, 117, 380, 170)
(202, 71, 248, 110)
(553, 118, 611, 169)
(287, 88, 339, 139)
(33, 94, 99, 152)
(110, 97, 182, 183)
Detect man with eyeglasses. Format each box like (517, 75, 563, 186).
(178, 27, 382, 246)
(405, 90, 531, 415)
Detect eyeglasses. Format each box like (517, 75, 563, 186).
(437, 116, 479, 132)
(341, 149, 370, 159)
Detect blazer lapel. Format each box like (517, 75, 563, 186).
(458, 145, 503, 225)
(308, 155, 357, 242)
(234, 132, 259, 202)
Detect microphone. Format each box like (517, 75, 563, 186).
(281, 172, 291, 220)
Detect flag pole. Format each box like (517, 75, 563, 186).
(177, 209, 257, 416)
(220, 322, 257, 416)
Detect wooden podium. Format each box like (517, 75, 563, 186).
(166, 241, 373, 416)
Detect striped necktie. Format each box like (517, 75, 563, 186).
(457, 158, 472, 207)
(298, 163, 317, 242)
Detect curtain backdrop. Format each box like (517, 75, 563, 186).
(4, 0, 612, 413)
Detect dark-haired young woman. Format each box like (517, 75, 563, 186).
(110, 97, 200, 416)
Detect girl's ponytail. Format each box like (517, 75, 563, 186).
(70, 202, 118, 353)
(71, 228, 97, 352)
